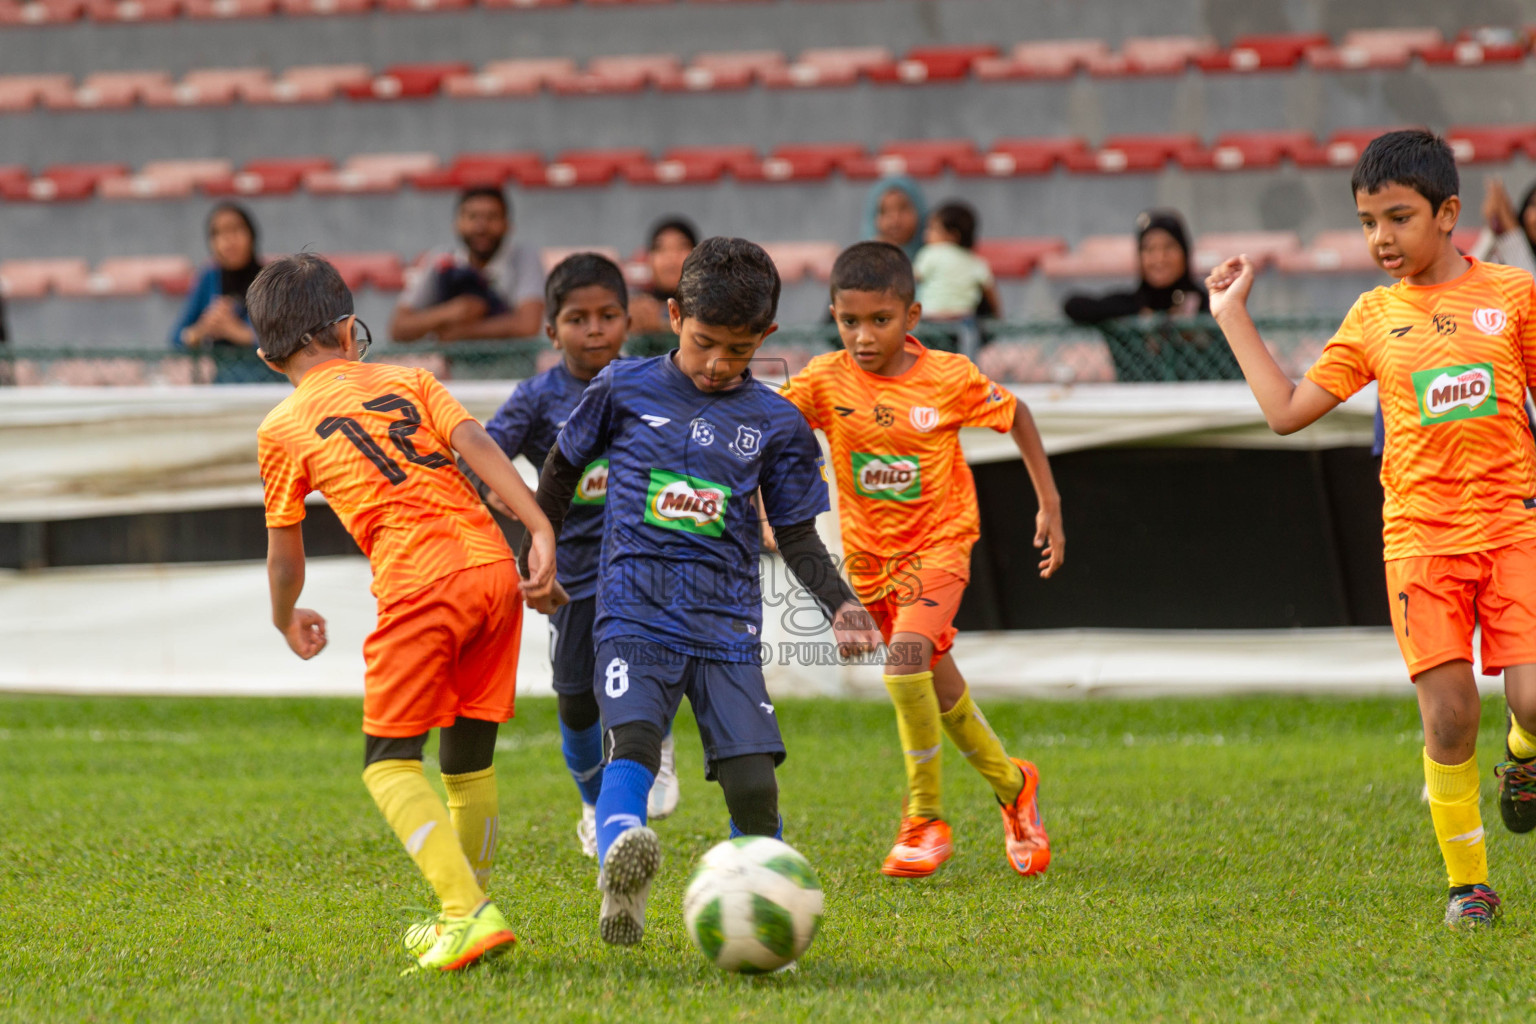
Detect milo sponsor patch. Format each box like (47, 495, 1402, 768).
(573, 458, 609, 505)
(644, 469, 731, 537)
(851, 451, 921, 501)
(1412, 363, 1497, 425)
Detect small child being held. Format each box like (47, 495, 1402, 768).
(912, 200, 1001, 321)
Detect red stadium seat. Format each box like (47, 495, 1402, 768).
(247, 64, 372, 103)
(1305, 28, 1443, 70)
(1066, 134, 1206, 173)
(97, 159, 234, 199)
(875, 139, 984, 177)
(975, 39, 1114, 80)
(325, 252, 406, 291)
(0, 0, 86, 24)
(444, 59, 577, 98)
(276, 0, 374, 14)
(539, 246, 623, 274)
(532, 148, 652, 187)
(0, 259, 92, 298)
(973, 237, 1068, 278)
(674, 50, 787, 91)
(760, 241, 839, 282)
(53, 71, 174, 109)
(1192, 231, 1301, 271)
(1318, 127, 1408, 167)
(346, 62, 469, 100)
(761, 47, 895, 88)
(379, 0, 472, 11)
(1420, 30, 1529, 66)
(1196, 33, 1331, 72)
(870, 44, 998, 84)
(981, 137, 1091, 175)
(203, 156, 334, 195)
(1118, 36, 1220, 75)
(1183, 130, 1325, 170)
(479, 0, 570, 8)
(0, 74, 74, 111)
(551, 55, 684, 94)
(1445, 124, 1536, 163)
(34, 162, 128, 200)
(625, 145, 761, 184)
(1276, 230, 1378, 273)
(306, 153, 438, 193)
(745, 142, 869, 181)
(57, 256, 195, 296)
(182, 0, 275, 16)
(1040, 236, 1138, 278)
(145, 68, 272, 106)
(412, 151, 546, 189)
(83, 0, 180, 21)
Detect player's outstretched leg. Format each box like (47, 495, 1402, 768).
(718, 753, 782, 838)
(1417, 662, 1496, 927)
(880, 637, 951, 877)
(593, 721, 665, 944)
(439, 717, 502, 889)
(597, 824, 662, 946)
(648, 727, 681, 821)
(557, 692, 605, 858)
(933, 655, 1051, 876)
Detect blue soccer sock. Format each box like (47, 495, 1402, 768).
(560, 719, 604, 805)
(729, 816, 784, 840)
(596, 758, 654, 864)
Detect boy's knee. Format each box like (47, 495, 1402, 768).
(607, 720, 665, 775)
(716, 754, 779, 835)
(558, 690, 601, 733)
(364, 732, 427, 768)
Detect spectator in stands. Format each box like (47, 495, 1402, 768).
(1062, 209, 1208, 324)
(914, 201, 1000, 320)
(170, 202, 279, 384)
(863, 176, 927, 259)
(391, 187, 545, 342)
(629, 215, 697, 335)
(1473, 177, 1536, 275)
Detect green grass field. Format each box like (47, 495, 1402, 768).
(4, 692, 1535, 1022)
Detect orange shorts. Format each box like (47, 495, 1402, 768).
(861, 568, 967, 671)
(363, 559, 523, 737)
(1385, 537, 1536, 678)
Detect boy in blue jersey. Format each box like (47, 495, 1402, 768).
(520, 237, 882, 945)
(481, 254, 680, 859)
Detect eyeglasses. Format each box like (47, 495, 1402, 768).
(301, 313, 372, 360)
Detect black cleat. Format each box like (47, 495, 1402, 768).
(1496, 708, 1536, 834)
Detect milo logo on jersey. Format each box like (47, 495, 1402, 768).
(851, 451, 922, 501)
(1412, 363, 1498, 425)
(644, 469, 732, 537)
(572, 458, 609, 505)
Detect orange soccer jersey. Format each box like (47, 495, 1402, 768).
(780, 337, 1017, 593)
(258, 358, 513, 605)
(1305, 258, 1536, 560)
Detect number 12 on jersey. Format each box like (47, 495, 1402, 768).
(316, 393, 451, 486)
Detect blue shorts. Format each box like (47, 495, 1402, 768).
(594, 635, 785, 777)
(548, 595, 597, 697)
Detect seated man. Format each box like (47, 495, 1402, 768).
(391, 186, 546, 342)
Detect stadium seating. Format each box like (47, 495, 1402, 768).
(0, 259, 92, 297)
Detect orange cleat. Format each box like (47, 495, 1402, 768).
(1000, 758, 1050, 876)
(880, 816, 953, 877)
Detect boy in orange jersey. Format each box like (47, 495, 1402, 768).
(250, 253, 560, 970)
(1209, 129, 1536, 928)
(780, 241, 1065, 878)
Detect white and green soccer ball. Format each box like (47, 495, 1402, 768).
(682, 836, 824, 974)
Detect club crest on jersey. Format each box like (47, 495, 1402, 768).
(1412, 362, 1497, 425)
(573, 458, 609, 505)
(851, 451, 922, 501)
(1473, 308, 1509, 335)
(644, 469, 732, 537)
(910, 406, 940, 432)
(689, 418, 715, 446)
(728, 425, 762, 462)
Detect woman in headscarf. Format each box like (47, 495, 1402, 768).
(1063, 209, 1208, 324)
(862, 176, 928, 260)
(629, 215, 698, 335)
(170, 202, 279, 382)
(1472, 177, 1536, 275)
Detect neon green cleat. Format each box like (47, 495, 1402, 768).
(400, 909, 443, 960)
(415, 901, 517, 972)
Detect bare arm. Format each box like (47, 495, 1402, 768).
(267, 524, 327, 659)
(438, 300, 546, 341)
(451, 419, 558, 599)
(1207, 255, 1342, 435)
(980, 281, 1002, 319)
(1008, 403, 1064, 578)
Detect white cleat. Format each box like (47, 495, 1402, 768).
(647, 733, 681, 820)
(597, 826, 661, 946)
(578, 803, 597, 859)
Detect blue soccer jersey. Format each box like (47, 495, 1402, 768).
(486, 362, 609, 600)
(557, 353, 830, 662)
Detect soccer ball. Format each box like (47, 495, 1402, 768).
(682, 836, 824, 974)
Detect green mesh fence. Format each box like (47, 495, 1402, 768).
(0, 316, 1344, 387)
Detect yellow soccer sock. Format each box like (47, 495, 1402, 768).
(940, 687, 1026, 804)
(1509, 715, 1536, 761)
(363, 759, 484, 918)
(1423, 749, 1488, 889)
(884, 671, 943, 819)
(442, 766, 499, 891)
